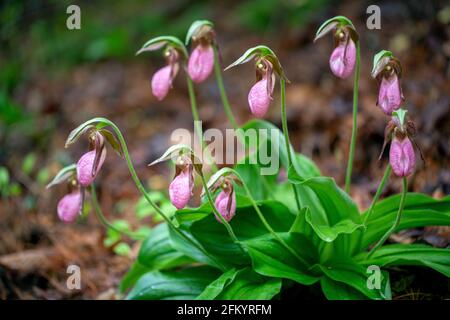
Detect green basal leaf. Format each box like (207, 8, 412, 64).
(119, 261, 152, 293)
(243, 232, 320, 285)
(168, 221, 222, 269)
(371, 50, 393, 78)
(356, 244, 450, 278)
(126, 266, 220, 300)
(46, 164, 76, 189)
(185, 20, 214, 45)
(196, 268, 238, 300)
(314, 15, 355, 42)
(359, 193, 450, 250)
(320, 276, 367, 300)
(314, 258, 388, 300)
(214, 267, 282, 300)
(189, 200, 295, 267)
(138, 223, 193, 270)
(136, 35, 188, 58)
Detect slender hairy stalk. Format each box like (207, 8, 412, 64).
(199, 173, 246, 254)
(186, 76, 218, 172)
(280, 78, 301, 212)
(363, 164, 392, 226)
(90, 184, 145, 240)
(213, 45, 239, 130)
(229, 168, 309, 267)
(344, 41, 361, 194)
(94, 118, 224, 269)
(367, 177, 407, 258)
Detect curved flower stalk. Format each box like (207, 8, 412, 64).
(136, 36, 187, 101)
(372, 50, 404, 115)
(186, 20, 239, 130)
(63, 118, 224, 269)
(150, 144, 245, 253)
(225, 45, 301, 212)
(314, 16, 360, 194)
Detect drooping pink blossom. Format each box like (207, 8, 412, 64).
(329, 38, 356, 79)
(378, 73, 403, 115)
(57, 191, 82, 223)
(248, 75, 274, 118)
(169, 168, 194, 209)
(77, 149, 106, 187)
(151, 65, 173, 101)
(389, 137, 416, 177)
(188, 44, 214, 83)
(214, 190, 236, 223)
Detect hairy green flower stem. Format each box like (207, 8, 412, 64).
(213, 45, 239, 131)
(280, 78, 301, 212)
(90, 184, 145, 240)
(92, 118, 225, 270)
(363, 164, 392, 226)
(367, 177, 407, 258)
(198, 173, 247, 255)
(344, 41, 361, 194)
(228, 168, 309, 267)
(186, 75, 218, 172)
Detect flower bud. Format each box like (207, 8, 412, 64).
(77, 149, 106, 187)
(151, 65, 173, 101)
(169, 167, 194, 209)
(57, 191, 82, 223)
(188, 44, 214, 83)
(389, 136, 415, 177)
(214, 189, 236, 223)
(329, 37, 356, 79)
(248, 74, 274, 118)
(377, 73, 402, 115)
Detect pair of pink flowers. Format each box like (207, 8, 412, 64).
(168, 156, 236, 223)
(57, 132, 106, 223)
(151, 44, 214, 101)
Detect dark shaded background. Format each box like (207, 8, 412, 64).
(0, 0, 449, 299)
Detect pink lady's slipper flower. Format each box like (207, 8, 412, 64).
(372, 51, 404, 115)
(389, 136, 415, 177)
(77, 131, 107, 187)
(248, 60, 275, 118)
(57, 191, 82, 223)
(188, 44, 214, 83)
(151, 49, 180, 101)
(169, 156, 194, 209)
(314, 17, 358, 80)
(215, 188, 236, 223)
(329, 36, 356, 79)
(380, 109, 421, 178)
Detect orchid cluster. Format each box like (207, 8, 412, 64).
(47, 18, 449, 301)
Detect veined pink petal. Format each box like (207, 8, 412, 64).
(378, 74, 403, 115)
(57, 191, 82, 223)
(169, 169, 194, 209)
(214, 190, 236, 223)
(248, 76, 274, 118)
(389, 137, 416, 177)
(329, 38, 356, 79)
(151, 65, 173, 101)
(188, 45, 214, 83)
(77, 150, 106, 187)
